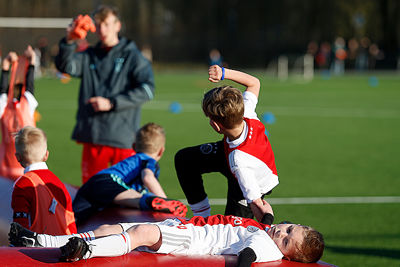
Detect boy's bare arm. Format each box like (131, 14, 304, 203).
(2, 52, 18, 71)
(208, 65, 260, 98)
(250, 198, 274, 222)
(141, 168, 167, 198)
(24, 46, 36, 66)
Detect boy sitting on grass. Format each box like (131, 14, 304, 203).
(9, 200, 324, 267)
(72, 123, 187, 225)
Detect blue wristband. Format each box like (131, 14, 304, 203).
(221, 67, 225, 80)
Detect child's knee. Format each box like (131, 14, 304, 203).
(94, 223, 122, 236)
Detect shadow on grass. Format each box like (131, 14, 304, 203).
(326, 245, 400, 260)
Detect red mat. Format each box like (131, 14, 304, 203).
(0, 177, 336, 266)
(0, 247, 335, 267)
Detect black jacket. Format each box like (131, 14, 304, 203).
(55, 37, 155, 148)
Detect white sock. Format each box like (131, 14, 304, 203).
(86, 232, 131, 259)
(190, 197, 211, 217)
(37, 231, 95, 247)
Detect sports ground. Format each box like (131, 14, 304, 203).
(35, 69, 400, 267)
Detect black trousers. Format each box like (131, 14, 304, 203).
(174, 140, 254, 218)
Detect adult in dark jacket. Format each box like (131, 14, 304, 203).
(55, 5, 155, 184)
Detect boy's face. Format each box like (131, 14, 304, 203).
(267, 224, 305, 259)
(95, 13, 121, 46)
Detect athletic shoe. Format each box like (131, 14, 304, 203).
(60, 237, 91, 262)
(151, 197, 188, 217)
(8, 222, 42, 247)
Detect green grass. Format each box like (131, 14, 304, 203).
(34, 70, 400, 267)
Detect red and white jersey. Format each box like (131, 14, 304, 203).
(151, 215, 283, 263)
(224, 91, 279, 202)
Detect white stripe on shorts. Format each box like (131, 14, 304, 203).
(156, 225, 192, 254)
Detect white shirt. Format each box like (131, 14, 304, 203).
(0, 91, 38, 118)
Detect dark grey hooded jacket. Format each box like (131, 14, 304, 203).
(55, 37, 154, 148)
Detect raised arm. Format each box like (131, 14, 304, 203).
(208, 65, 260, 98)
(1, 52, 18, 94)
(24, 46, 36, 95)
(54, 16, 88, 77)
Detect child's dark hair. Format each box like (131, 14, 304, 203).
(202, 85, 244, 129)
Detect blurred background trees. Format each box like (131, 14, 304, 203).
(0, 0, 399, 68)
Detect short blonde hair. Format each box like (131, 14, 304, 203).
(15, 126, 47, 164)
(202, 86, 244, 129)
(134, 123, 165, 154)
(291, 226, 324, 263)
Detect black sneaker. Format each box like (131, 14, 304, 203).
(8, 222, 42, 247)
(60, 237, 91, 262)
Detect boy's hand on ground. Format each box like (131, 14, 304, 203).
(208, 65, 223, 83)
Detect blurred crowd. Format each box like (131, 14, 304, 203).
(306, 37, 385, 74)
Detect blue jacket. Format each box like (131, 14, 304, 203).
(97, 153, 160, 193)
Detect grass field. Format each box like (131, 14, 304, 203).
(34, 69, 400, 267)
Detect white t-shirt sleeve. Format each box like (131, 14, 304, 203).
(243, 91, 258, 120)
(244, 234, 283, 263)
(24, 91, 38, 117)
(0, 93, 7, 117)
(229, 149, 278, 202)
(230, 159, 261, 202)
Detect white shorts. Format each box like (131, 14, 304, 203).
(120, 218, 195, 255)
(118, 218, 181, 232)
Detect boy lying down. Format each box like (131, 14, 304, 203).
(9, 201, 324, 267)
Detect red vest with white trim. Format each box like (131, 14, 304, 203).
(15, 171, 77, 235)
(224, 118, 277, 176)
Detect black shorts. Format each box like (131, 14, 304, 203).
(72, 174, 127, 216)
(175, 140, 257, 219)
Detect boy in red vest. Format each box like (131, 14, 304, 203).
(175, 65, 279, 223)
(11, 126, 77, 235)
(0, 46, 38, 180)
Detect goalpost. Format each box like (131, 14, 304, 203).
(268, 54, 314, 81)
(0, 17, 71, 28)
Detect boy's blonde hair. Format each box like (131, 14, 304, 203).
(15, 126, 47, 164)
(291, 226, 324, 263)
(202, 86, 244, 129)
(134, 123, 165, 154)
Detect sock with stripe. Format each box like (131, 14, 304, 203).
(37, 231, 95, 247)
(190, 197, 211, 217)
(85, 232, 131, 259)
